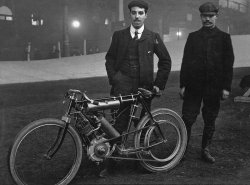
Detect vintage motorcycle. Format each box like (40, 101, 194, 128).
(9, 88, 187, 185)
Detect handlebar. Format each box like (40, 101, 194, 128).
(64, 88, 161, 105)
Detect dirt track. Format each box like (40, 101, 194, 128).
(1, 68, 250, 184)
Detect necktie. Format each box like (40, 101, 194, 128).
(134, 31, 138, 40)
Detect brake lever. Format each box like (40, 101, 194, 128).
(62, 92, 69, 104)
(82, 91, 99, 105)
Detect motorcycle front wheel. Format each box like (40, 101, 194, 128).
(9, 118, 83, 185)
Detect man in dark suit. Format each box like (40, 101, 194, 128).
(105, 0, 171, 134)
(101, 0, 171, 177)
(179, 2, 234, 163)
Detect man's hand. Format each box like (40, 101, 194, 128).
(221, 89, 230, 100)
(179, 87, 185, 99)
(153, 86, 160, 93)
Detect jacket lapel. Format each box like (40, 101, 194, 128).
(139, 28, 151, 42)
(123, 27, 131, 42)
(119, 27, 131, 58)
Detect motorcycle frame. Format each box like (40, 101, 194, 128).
(46, 89, 165, 159)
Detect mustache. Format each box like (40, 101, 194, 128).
(204, 21, 211, 24)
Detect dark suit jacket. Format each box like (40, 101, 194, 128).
(105, 27, 171, 90)
(180, 27, 234, 92)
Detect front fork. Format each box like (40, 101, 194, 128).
(44, 115, 71, 159)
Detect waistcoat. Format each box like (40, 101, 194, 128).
(120, 38, 140, 78)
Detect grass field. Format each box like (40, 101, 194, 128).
(1, 68, 250, 184)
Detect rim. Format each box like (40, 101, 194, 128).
(10, 123, 79, 185)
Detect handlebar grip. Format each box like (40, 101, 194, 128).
(151, 88, 162, 97)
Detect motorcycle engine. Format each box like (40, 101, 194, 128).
(87, 137, 111, 162)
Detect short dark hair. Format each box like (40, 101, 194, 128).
(128, 0, 148, 13)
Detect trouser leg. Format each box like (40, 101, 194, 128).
(114, 104, 131, 134)
(115, 87, 151, 134)
(112, 73, 139, 134)
(201, 92, 220, 149)
(133, 99, 151, 128)
(182, 91, 202, 146)
(100, 74, 139, 177)
(200, 91, 220, 163)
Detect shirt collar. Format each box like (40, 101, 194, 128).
(130, 25, 144, 39)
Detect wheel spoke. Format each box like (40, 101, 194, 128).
(135, 109, 187, 172)
(9, 119, 82, 185)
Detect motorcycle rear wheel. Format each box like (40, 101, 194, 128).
(134, 108, 187, 172)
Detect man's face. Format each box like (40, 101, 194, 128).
(130, 6, 147, 29)
(200, 14, 217, 28)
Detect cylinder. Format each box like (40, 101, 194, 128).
(98, 116, 120, 138)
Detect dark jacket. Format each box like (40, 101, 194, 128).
(105, 27, 171, 90)
(180, 27, 234, 92)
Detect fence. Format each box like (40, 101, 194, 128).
(0, 37, 111, 61)
(1, 31, 249, 62)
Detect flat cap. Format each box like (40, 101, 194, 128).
(199, 2, 219, 15)
(128, 0, 148, 11)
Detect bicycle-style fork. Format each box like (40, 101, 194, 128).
(44, 91, 77, 159)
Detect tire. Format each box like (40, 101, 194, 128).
(9, 118, 83, 185)
(134, 108, 187, 172)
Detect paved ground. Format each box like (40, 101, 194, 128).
(1, 35, 250, 85)
(0, 40, 184, 84)
(0, 54, 108, 84)
(0, 52, 183, 85)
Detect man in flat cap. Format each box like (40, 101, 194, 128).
(179, 2, 234, 163)
(101, 0, 172, 177)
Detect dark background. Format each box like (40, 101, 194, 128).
(0, 0, 250, 60)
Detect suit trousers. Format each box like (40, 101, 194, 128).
(182, 86, 221, 149)
(111, 71, 151, 134)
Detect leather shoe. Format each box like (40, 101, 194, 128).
(99, 168, 109, 178)
(99, 159, 116, 178)
(180, 154, 186, 162)
(201, 149, 215, 163)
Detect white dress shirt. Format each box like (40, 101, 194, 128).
(130, 25, 144, 39)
